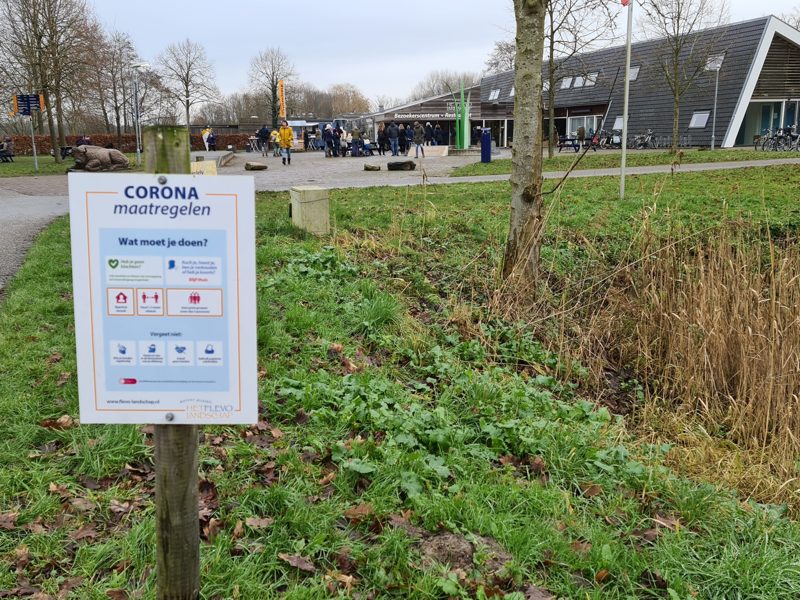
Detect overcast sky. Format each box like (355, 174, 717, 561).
(90, 0, 798, 104)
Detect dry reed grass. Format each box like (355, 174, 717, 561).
(496, 220, 800, 511)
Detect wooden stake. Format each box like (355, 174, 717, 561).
(143, 126, 200, 600)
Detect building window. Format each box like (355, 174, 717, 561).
(488, 89, 500, 101)
(509, 86, 515, 97)
(689, 111, 711, 128)
(542, 80, 550, 92)
(628, 66, 640, 81)
(561, 77, 573, 89)
(612, 115, 624, 130)
(574, 75, 586, 88)
(585, 72, 598, 87)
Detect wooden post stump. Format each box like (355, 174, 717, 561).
(143, 126, 200, 600)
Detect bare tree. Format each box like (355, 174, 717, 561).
(503, 0, 547, 283)
(157, 39, 219, 126)
(543, 0, 619, 158)
(329, 84, 371, 115)
(639, 0, 729, 153)
(780, 9, 800, 29)
(372, 94, 406, 111)
(409, 69, 480, 100)
(249, 48, 295, 128)
(485, 39, 517, 73)
(0, 0, 93, 160)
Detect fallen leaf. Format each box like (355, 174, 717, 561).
(106, 590, 128, 600)
(108, 500, 132, 515)
(48, 482, 70, 497)
(278, 552, 316, 573)
(294, 408, 310, 425)
(232, 520, 244, 539)
(343, 503, 374, 523)
(47, 352, 63, 364)
(328, 343, 344, 355)
(653, 513, 682, 532)
(0, 512, 18, 530)
(523, 585, 555, 599)
(270, 427, 284, 439)
(39, 414, 76, 430)
(595, 569, 611, 583)
(69, 524, 98, 541)
(245, 517, 274, 529)
(578, 483, 603, 498)
(324, 571, 357, 594)
(31, 592, 54, 600)
(640, 569, 668, 590)
(570, 540, 592, 555)
(632, 528, 660, 543)
(204, 517, 222, 543)
(57, 577, 84, 599)
(318, 471, 337, 486)
(69, 497, 95, 513)
(15, 545, 31, 571)
(55, 372, 72, 387)
(334, 547, 356, 574)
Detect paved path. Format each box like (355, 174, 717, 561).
(0, 187, 68, 298)
(1, 151, 799, 297)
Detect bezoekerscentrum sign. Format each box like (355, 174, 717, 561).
(68, 173, 257, 424)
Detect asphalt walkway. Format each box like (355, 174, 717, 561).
(1, 150, 799, 297)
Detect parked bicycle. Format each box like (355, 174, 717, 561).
(633, 128, 657, 149)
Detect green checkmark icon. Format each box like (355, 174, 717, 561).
(108, 259, 119, 269)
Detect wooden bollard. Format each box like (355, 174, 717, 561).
(144, 126, 200, 600)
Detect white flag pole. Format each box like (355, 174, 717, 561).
(620, 0, 633, 200)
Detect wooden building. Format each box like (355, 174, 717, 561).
(375, 15, 800, 149)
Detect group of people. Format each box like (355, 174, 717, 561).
(377, 121, 445, 157)
(320, 124, 371, 158)
(256, 121, 295, 165)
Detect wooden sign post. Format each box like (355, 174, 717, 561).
(144, 126, 200, 599)
(68, 126, 257, 600)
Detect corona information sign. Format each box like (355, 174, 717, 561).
(68, 173, 257, 424)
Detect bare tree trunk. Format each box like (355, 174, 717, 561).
(671, 95, 680, 153)
(547, 38, 556, 159)
(54, 86, 67, 150)
(547, 85, 556, 159)
(503, 0, 547, 283)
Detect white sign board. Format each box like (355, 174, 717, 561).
(68, 173, 257, 424)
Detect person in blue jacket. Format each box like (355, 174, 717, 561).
(404, 124, 413, 156)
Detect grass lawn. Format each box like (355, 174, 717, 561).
(452, 148, 800, 177)
(0, 154, 140, 177)
(1, 167, 800, 597)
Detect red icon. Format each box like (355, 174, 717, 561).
(115, 292, 128, 303)
(188, 292, 201, 305)
(141, 292, 160, 304)
(119, 378, 137, 385)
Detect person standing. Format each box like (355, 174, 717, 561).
(206, 128, 216, 151)
(257, 124, 270, 155)
(404, 124, 413, 155)
(270, 128, 280, 156)
(201, 125, 211, 151)
(351, 125, 362, 157)
(377, 123, 387, 156)
(413, 121, 426, 158)
(424, 122, 433, 146)
(398, 123, 407, 156)
(433, 123, 443, 146)
(386, 121, 399, 156)
(278, 120, 293, 165)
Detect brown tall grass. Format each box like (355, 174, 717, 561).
(631, 227, 800, 468)
(494, 221, 800, 508)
